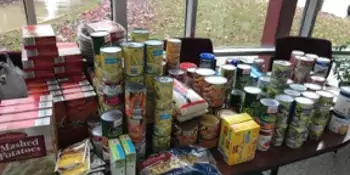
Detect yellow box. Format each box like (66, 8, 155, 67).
(218, 113, 252, 155)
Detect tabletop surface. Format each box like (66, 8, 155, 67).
(212, 130, 350, 175)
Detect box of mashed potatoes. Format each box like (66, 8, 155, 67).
(0, 95, 58, 175)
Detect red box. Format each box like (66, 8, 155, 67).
(22, 55, 55, 71)
(55, 68, 83, 77)
(28, 84, 60, 94)
(62, 85, 94, 95)
(0, 100, 53, 115)
(57, 75, 86, 83)
(64, 91, 98, 122)
(26, 79, 58, 89)
(85, 20, 125, 41)
(0, 108, 52, 123)
(0, 94, 52, 107)
(59, 80, 90, 90)
(24, 70, 55, 80)
(22, 24, 57, 49)
(23, 47, 58, 59)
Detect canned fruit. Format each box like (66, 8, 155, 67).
(145, 40, 164, 74)
(309, 120, 327, 140)
(100, 46, 123, 83)
(155, 99, 173, 110)
(122, 42, 145, 76)
(314, 57, 330, 77)
(293, 56, 315, 83)
(125, 83, 146, 117)
(154, 109, 173, 136)
(199, 114, 220, 141)
(127, 117, 146, 144)
(154, 76, 174, 100)
(152, 134, 171, 153)
(203, 76, 227, 107)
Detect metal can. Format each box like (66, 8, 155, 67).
(316, 90, 334, 108)
(102, 81, 124, 109)
(216, 109, 237, 120)
(168, 68, 186, 83)
(122, 42, 145, 76)
(100, 46, 123, 83)
(226, 58, 240, 66)
(127, 117, 146, 144)
(272, 125, 287, 146)
(291, 97, 314, 128)
(199, 114, 220, 141)
(328, 110, 349, 135)
(135, 140, 147, 160)
(146, 97, 155, 123)
(166, 38, 181, 68)
(293, 56, 315, 83)
(154, 108, 173, 136)
(131, 28, 150, 42)
(229, 89, 244, 113)
(220, 64, 237, 93)
(309, 119, 328, 140)
(173, 119, 199, 147)
(145, 40, 164, 74)
(154, 76, 174, 110)
(257, 129, 273, 151)
(286, 124, 309, 142)
(271, 60, 292, 84)
(305, 53, 319, 61)
(302, 91, 320, 104)
(284, 89, 301, 97)
(333, 86, 350, 116)
(152, 134, 171, 153)
(125, 75, 144, 84)
(289, 83, 307, 92)
(203, 76, 228, 107)
(253, 58, 265, 72)
(125, 83, 146, 117)
(285, 138, 304, 149)
(91, 31, 112, 63)
(242, 86, 262, 118)
(180, 62, 197, 71)
(236, 64, 252, 89)
(314, 57, 331, 78)
(309, 75, 326, 85)
(200, 53, 215, 69)
(256, 98, 279, 130)
(91, 124, 102, 155)
(275, 94, 294, 126)
(185, 67, 197, 88)
(304, 83, 322, 92)
(258, 76, 270, 97)
(290, 50, 305, 66)
(193, 68, 216, 95)
(145, 73, 156, 96)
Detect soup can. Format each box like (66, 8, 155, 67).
(257, 129, 273, 151)
(333, 86, 350, 116)
(229, 89, 244, 113)
(125, 75, 144, 84)
(199, 114, 220, 141)
(271, 60, 292, 83)
(154, 108, 173, 136)
(304, 83, 322, 92)
(173, 119, 199, 147)
(242, 86, 261, 118)
(289, 84, 307, 92)
(200, 53, 215, 69)
(145, 40, 164, 74)
(122, 42, 145, 76)
(256, 99, 279, 130)
(253, 58, 265, 72)
(127, 117, 146, 144)
(221, 64, 237, 95)
(284, 89, 301, 98)
(291, 97, 314, 128)
(135, 140, 147, 160)
(293, 56, 315, 83)
(131, 28, 150, 42)
(125, 83, 146, 117)
(154, 76, 174, 107)
(290, 50, 304, 67)
(314, 57, 331, 78)
(185, 67, 197, 88)
(236, 64, 252, 89)
(328, 110, 349, 135)
(166, 38, 181, 68)
(203, 76, 228, 107)
(152, 134, 171, 153)
(100, 46, 123, 83)
(258, 76, 270, 97)
(193, 68, 216, 95)
(168, 68, 186, 83)
(91, 124, 102, 155)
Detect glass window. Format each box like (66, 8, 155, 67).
(127, 0, 185, 39)
(289, 0, 305, 36)
(196, 0, 270, 47)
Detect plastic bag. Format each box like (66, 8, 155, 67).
(0, 53, 27, 99)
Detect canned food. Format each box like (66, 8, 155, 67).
(290, 50, 305, 66)
(240, 57, 254, 65)
(334, 86, 350, 116)
(125, 75, 144, 84)
(304, 83, 322, 92)
(291, 97, 314, 128)
(309, 119, 328, 140)
(131, 28, 150, 42)
(127, 117, 146, 144)
(122, 42, 145, 76)
(272, 125, 287, 146)
(258, 76, 270, 97)
(309, 75, 326, 85)
(229, 89, 244, 113)
(146, 97, 155, 123)
(314, 57, 331, 78)
(145, 40, 164, 74)
(91, 124, 102, 155)
(200, 53, 215, 69)
(271, 60, 292, 83)
(152, 134, 171, 153)
(289, 84, 307, 92)
(236, 64, 252, 89)
(135, 140, 147, 160)
(302, 91, 320, 104)
(285, 138, 303, 149)
(328, 111, 349, 135)
(286, 124, 308, 142)
(145, 73, 156, 96)
(242, 86, 261, 117)
(166, 39, 181, 68)
(256, 99, 279, 130)
(226, 58, 240, 66)
(154, 76, 174, 100)
(284, 89, 300, 97)
(267, 85, 281, 98)
(257, 129, 273, 151)
(203, 76, 228, 107)
(221, 64, 237, 92)
(193, 68, 216, 94)
(199, 114, 220, 141)
(185, 67, 197, 88)
(316, 90, 334, 108)
(293, 56, 315, 83)
(275, 94, 294, 126)
(173, 119, 199, 146)
(216, 108, 237, 120)
(154, 109, 173, 136)
(102, 82, 124, 108)
(253, 58, 265, 72)
(91, 31, 112, 67)
(125, 83, 146, 117)
(168, 69, 186, 83)
(180, 62, 197, 71)
(100, 46, 123, 83)
(305, 53, 318, 61)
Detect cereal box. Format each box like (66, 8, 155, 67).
(109, 138, 126, 175)
(119, 135, 136, 175)
(22, 24, 57, 49)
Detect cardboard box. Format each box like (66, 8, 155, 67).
(55, 42, 83, 66)
(26, 79, 58, 89)
(54, 65, 82, 74)
(0, 100, 53, 115)
(22, 24, 57, 49)
(0, 94, 52, 107)
(24, 47, 58, 58)
(85, 20, 125, 40)
(57, 75, 86, 83)
(24, 70, 55, 80)
(0, 108, 52, 124)
(64, 91, 98, 122)
(28, 84, 60, 94)
(59, 80, 90, 90)
(119, 135, 136, 175)
(62, 85, 94, 95)
(22, 56, 55, 71)
(109, 138, 126, 175)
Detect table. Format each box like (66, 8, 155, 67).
(212, 130, 350, 175)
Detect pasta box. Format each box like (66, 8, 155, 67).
(22, 55, 55, 71)
(55, 42, 83, 65)
(0, 100, 53, 116)
(0, 94, 52, 107)
(22, 24, 57, 49)
(24, 47, 59, 58)
(26, 79, 58, 89)
(24, 70, 55, 81)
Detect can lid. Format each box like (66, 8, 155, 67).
(126, 82, 146, 92)
(92, 125, 102, 136)
(310, 76, 326, 83)
(180, 62, 198, 70)
(302, 91, 320, 101)
(187, 67, 197, 73)
(168, 69, 185, 75)
(304, 83, 322, 91)
(100, 46, 122, 53)
(273, 60, 292, 67)
(237, 64, 252, 70)
(90, 31, 110, 37)
(253, 58, 265, 64)
(316, 90, 334, 99)
(195, 68, 216, 76)
(231, 89, 243, 96)
(101, 109, 123, 122)
(295, 97, 315, 106)
(204, 76, 228, 85)
(122, 42, 144, 48)
(221, 64, 236, 71)
(298, 55, 315, 62)
(259, 76, 270, 83)
(155, 76, 174, 83)
(316, 57, 331, 63)
(289, 84, 307, 92)
(144, 40, 163, 46)
(305, 53, 319, 60)
(133, 28, 149, 33)
(244, 86, 262, 94)
(200, 53, 215, 60)
(340, 86, 350, 96)
(287, 79, 294, 85)
(260, 98, 280, 107)
(284, 89, 301, 97)
(275, 94, 294, 103)
(167, 38, 181, 43)
(292, 50, 305, 56)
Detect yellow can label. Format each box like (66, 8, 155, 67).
(123, 43, 144, 76)
(145, 44, 163, 74)
(125, 75, 144, 84)
(100, 47, 123, 83)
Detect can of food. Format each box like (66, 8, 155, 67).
(258, 76, 270, 97)
(257, 129, 273, 151)
(286, 124, 309, 142)
(309, 75, 326, 85)
(242, 86, 262, 117)
(216, 109, 237, 119)
(145, 73, 156, 96)
(334, 86, 350, 116)
(145, 40, 164, 74)
(289, 84, 307, 92)
(131, 28, 150, 42)
(166, 39, 181, 68)
(125, 83, 146, 117)
(146, 97, 155, 123)
(229, 89, 244, 113)
(275, 94, 294, 126)
(168, 68, 186, 83)
(328, 110, 349, 135)
(291, 97, 315, 128)
(271, 60, 292, 83)
(193, 68, 216, 94)
(125, 75, 144, 84)
(135, 140, 147, 160)
(127, 117, 146, 144)
(91, 124, 102, 155)
(284, 89, 301, 97)
(221, 64, 237, 92)
(91, 31, 112, 57)
(309, 119, 328, 140)
(226, 58, 240, 66)
(256, 98, 279, 130)
(302, 91, 320, 104)
(122, 42, 145, 76)
(267, 85, 282, 98)
(100, 46, 123, 83)
(185, 67, 197, 88)
(180, 62, 197, 71)
(253, 58, 265, 72)
(304, 83, 322, 92)
(290, 50, 305, 66)
(272, 125, 287, 146)
(102, 82, 124, 110)
(316, 90, 334, 108)
(200, 53, 215, 69)
(154, 76, 174, 100)
(203, 76, 228, 107)
(285, 138, 304, 149)
(293, 56, 315, 83)
(199, 114, 220, 141)
(236, 64, 252, 89)
(173, 119, 199, 146)
(314, 57, 331, 78)
(154, 108, 173, 136)
(152, 134, 171, 153)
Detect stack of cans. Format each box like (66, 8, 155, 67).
(166, 39, 182, 69)
(268, 60, 292, 97)
(125, 83, 147, 160)
(152, 76, 174, 153)
(144, 40, 165, 123)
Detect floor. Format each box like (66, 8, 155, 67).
(263, 145, 350, 175)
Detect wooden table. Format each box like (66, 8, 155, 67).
(212, 130, 350, 175)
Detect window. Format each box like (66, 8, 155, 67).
(127, 0, 185, 39)
(290, 0, 306, 36)
(196, 0, 270, 47)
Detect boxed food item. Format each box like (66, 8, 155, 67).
(0, 108, 52, 124)
(119, 135, 136, 175)
(22, 24, 57, 49)
(62, 85, 94, 95)
(24, 47, 59, 58)
(57, 75, 87, 83)
(0, 94, 52, 107)
(55, 67, 83, 77)
(109, 138, 126, 175)
(56, 42, 83, 65)
(22, 55, 55, 71)
(26, 79, 58, 88)
(24, 70, 55, 81)
(0, 116, 57, 174)
(0, 100, 53, 115)
(27, 84, 60, 94)
(60, 80, 90, 90)
(85, 20, 125, 41)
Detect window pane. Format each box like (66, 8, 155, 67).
(196, 0, 269, 47)
(127, 0, 185, 39)
(289, 1, 305, 36)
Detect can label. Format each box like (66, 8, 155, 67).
(123, 45, 144, 76)
(328, 113, 349, 135)
(154, 109, 173, 136)
(203, 83, 226, 107)
(127, 118, 146, 144)
(146, 45, 163, 74)
(272, 126, 287, 146)
(100, 53, 123, 83)
(154, 77, 174, 101)
(125, 87, 146, 117)
(257, 131, 273, 151)
(125, 75, 144, 84)
(152, 134, 171, 153)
